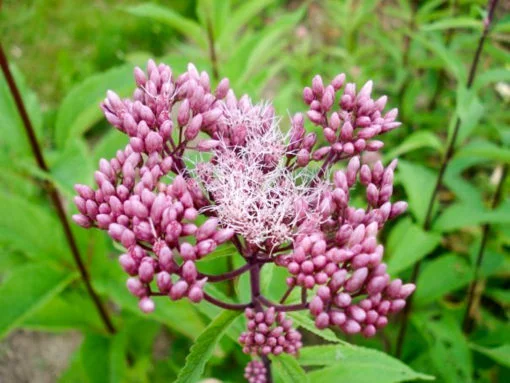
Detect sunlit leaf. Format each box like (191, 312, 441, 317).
(175, 310, 241, 383)
(302, 344, 434, 382)
(0, 263, 77, 339)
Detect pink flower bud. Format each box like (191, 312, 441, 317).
(315, 312, 330, 329)
(139, 297, 155, 313)
(188, 286, 204, 302)
(127, 277, 146, 297)
(139, 260, 155, 283)
(196, 218, 219, 241)
(213, 228, 235, 244)
(170, 280, 189, 300)
(331, 73, 346, 90)
(119, 254, 138, 275)
(157, 271, 172, 293)
(310, 296, 324, 316)
(145, 132, 163, 153)
(344, 267, 368, 292)
(307, 110, 323, 125)
(203, 108, 222, 125)
(182, 260, 197, 282)
(312, 146, 331, 161)
(197, 239, 217, 257)
(312, 75, 324, 96)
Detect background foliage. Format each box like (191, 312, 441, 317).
(1, 0, 509, 382)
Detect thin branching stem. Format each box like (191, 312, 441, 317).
(462, 164, 508, 333)
(395, 0, 500, 357)
(0, 43, 116, 334)
(199, 263, 256, 282)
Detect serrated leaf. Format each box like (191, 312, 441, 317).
(272, 354, 309, 383)
(396, 160, 438, 225)
(288, 312, 344, 344)
(175, 310, 241, 383)
(301, 345, 433, 382)
(415, 254, 472, 305)
(0, 264, 77, 339)
(124, 4, 207, 49)
(387, 220, 442, 275)
(55, 65, 132, 148)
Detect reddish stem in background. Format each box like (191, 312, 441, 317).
(395, 0, 500, 358)
(462, 164, 508, 333)
(0, 43, 116, 335)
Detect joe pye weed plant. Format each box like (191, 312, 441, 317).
(73, 59, 416, 382)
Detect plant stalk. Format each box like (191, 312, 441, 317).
(462, 164, 508, 333)
(0, 43, 116, 335)
(395, 0, 499, 357)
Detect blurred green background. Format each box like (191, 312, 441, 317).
(0, 0, 509, 382)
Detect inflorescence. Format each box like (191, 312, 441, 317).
(73, 60, 414, 382)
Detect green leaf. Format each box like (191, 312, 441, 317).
(81, 333, 128, 383)
(434, 201, 510, 232)
(288, 312, 344, 345)
(455, 140, 510, 163)
(412, 312, 472, 383)
(485, 288, 510, 305)
(301, 345, 433, 382)
(0, 264, 77, 339)
(93, 264, 206, 339)
(50, 138, 94, 196)
(175, 310, 241, 383)
(473, 68, 510, 91)
(236, 6, 306, 86)
(411, 32, 465, 82)
(196, 0, 230, 40)
(55, 65, 132, 148)
(387, 219, 442, 275)
(415, 254, 472, 305)
(420, 17, 481, 32)
(396, 160, 438, 225)
(384, 130, 443, 160)
(22, 288, 104, 331)
(454, 87, 485, 144)
(124, 4, 207, 49)
(217, 0, 274, 47)
(470, 343, 510, 367)
(0, 191, 68, 262)
(272, 354, 309, 383)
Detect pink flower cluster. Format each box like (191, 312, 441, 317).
(239, 308, 302, 356)
(244, 360, 267, 383)
(72, 60, 415, 382)
(73, 61, 235, 312)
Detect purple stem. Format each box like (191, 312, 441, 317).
(0, 44, 116, 335)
